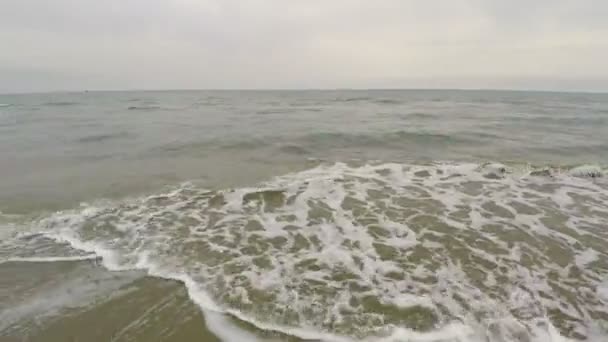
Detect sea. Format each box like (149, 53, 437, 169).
(0, 90, 607, 342)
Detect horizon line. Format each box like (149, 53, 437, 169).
(2, 87, 608, 96)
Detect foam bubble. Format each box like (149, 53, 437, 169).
(11, 161, 608, 341)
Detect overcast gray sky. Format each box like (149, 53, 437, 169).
(1, 0, 607, 93)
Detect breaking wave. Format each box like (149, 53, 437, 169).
(5, 162, 608, 341)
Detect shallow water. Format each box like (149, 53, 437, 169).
(1, 90, 607, 341)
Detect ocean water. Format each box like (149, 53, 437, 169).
(0, 90, 607, 341)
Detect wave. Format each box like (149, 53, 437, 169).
(513, 164, 604, 178)
(31, 234, 581, 342)
(76, 131, 131, 143)
(335, 96, 373, 102)
(255, 109, 291, 115)
(43, 101, 80, 106)
(24, 226, 495, 342)
(569, 164, 603, 178)
(302, 131, 473, 149)
(211, 131, 473, 157)
(405, 112, 438, 119)
(278, 144, 310, 155)
(127, 105, 162, 111)
(373, 99, 403, 105)
(0, 103, 11, 107)
(218, 139, 270, 151)
(476, 163, 606, 179)
(0, 254, 98, 264)
(331, 97, 402, 105)
(10, 161, 608, 341)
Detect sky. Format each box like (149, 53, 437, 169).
(1, 0, 608, 93)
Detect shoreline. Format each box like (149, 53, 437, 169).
(0, 259, 310, 342)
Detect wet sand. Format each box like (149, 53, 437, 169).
(0, 260, 306, 342)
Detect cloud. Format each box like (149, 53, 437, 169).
(1, 0, 607, 92)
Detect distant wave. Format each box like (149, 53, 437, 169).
(0, 103, 11, 107)
(128, 105, 162, 111)
(405, 112, 438, 119)
(43, 101, 80, 106)
(373, 98, 403, 105)
(278, 144, 310, 155)
(197, 131, 476, 157)
(219, 139, 270, 150)
(213, 131, 470, 154)
(301, 131, 473, 149)
(76, 131, 131, 143)
(332, 97, 403, 105)
(333, 96, 373, 102)
(255, 109, 290, 115)
(194, 101, 222, 107)
(529, 143, 608, 158)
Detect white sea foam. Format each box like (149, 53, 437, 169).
(389, 293, 435, 310)
(13, 161, 608, 341)
(0, 254, 98, 264)
(575, 248, 600, 267)
(598, 280, 608, 302)
(203, 310, 260, 342)
(569, 164, 603, 178)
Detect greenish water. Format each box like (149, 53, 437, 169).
(1, 90, 607, 341)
